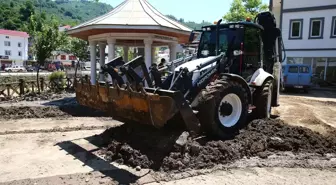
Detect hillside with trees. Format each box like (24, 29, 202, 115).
(166, 15, 212, 29)
(0, 0, 113, 30)
(0, 0, 211, 31)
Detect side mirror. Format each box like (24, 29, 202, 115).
(188, 31, 195, 43)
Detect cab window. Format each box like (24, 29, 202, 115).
(244, 27, 261, 66)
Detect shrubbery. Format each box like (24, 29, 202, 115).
(49, 71, 66, 90)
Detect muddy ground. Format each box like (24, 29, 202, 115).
(89, 90, 336, 172)
(0, 94, 109, 119)
(0, 90, 336, 184)
(95, 118, 336, 172)
(0, 105, 109, 120)
(0, 91, 74, 102)
(273, 91, 336, 135)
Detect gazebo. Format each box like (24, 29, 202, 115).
(67, 0, 192, 85)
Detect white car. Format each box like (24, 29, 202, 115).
(4, 65, 27, 72)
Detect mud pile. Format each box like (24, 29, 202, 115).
(0, 105, 108, 119)
(0, 92, 73, 102)
(99, 119, 336, 172)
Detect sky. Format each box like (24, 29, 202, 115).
(99, 0, 270, 23)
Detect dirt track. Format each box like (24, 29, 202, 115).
(273, 91, 336, 135)
(0, 90, 336, 184)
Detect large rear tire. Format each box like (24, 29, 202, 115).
(253, 79, 273, 119)
(197, 77, 249, 139)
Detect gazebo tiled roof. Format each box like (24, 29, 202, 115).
(67, 0, 192, 43)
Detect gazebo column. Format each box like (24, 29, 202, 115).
(107, 38, 116, 61)
(99, 42, 106, 81)
(144, 38, 153, 69)
(123, 46, 129, 62)
(169, 42, 178, 62)
(89, 40, 97, 85)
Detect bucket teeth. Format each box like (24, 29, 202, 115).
(125, 82, 134, 92)
(138, 82, 146, 95)
(113, 80, 121, 90)
(131, 82, 138, 92)
(85, 75, 90, 84)
(105, 80, 109, 88)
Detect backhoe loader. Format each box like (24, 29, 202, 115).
(74, 11, 285, 139)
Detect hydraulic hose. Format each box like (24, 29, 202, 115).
(280, 36, 286, 63)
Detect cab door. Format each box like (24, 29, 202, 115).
(242, 26, 261, 80)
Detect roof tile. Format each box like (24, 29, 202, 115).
(0, 29, 29, 38)
(70, 0, 191, 33)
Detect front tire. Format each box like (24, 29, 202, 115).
(253, 79, 273, 119)
(197, 77, 249, 139)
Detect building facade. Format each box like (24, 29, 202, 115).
(278, 0, 336, 82)
(51, 51, 77, 66)
(0, 29, 29, 67)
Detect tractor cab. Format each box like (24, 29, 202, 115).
(197, 22, 264, 80)
(193, 16, 281, 83)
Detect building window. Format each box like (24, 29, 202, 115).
(18, 42, 22, 47)
(18, 51, 22, 56)
(69, 55, 76, 60)
(5, 50, 11, 56)
(309, 17, 324, 39)
(5, 36, 9, 39)
(289, 19, 303, 39)
(4, 41, 11, 46)
(287, 57, 303, 64)
(331, 16, 336, 38)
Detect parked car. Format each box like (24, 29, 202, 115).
(4, 65, 27, 72)
(282, 64, 312, 92)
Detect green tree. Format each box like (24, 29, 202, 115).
(3, 20, 18, 30)
(26, 14, 67, 92)
(61, 37, 89, 77)
(223, 0, 268, 22)
(20, 0, 35, 22)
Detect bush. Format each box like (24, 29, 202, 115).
(49, 71, 65, 80)
(49, 71, 66, 90)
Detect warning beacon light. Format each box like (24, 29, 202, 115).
(246, 17, 252, 22)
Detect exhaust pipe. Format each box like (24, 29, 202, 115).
(216, 19, 223, 56)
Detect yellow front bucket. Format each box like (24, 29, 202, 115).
(75, 82, 178, 128)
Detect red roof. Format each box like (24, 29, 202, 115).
(59, 25, 71, 29)
(0, 29, 29, 38)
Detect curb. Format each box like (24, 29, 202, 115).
(310, 87, 336, 92)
